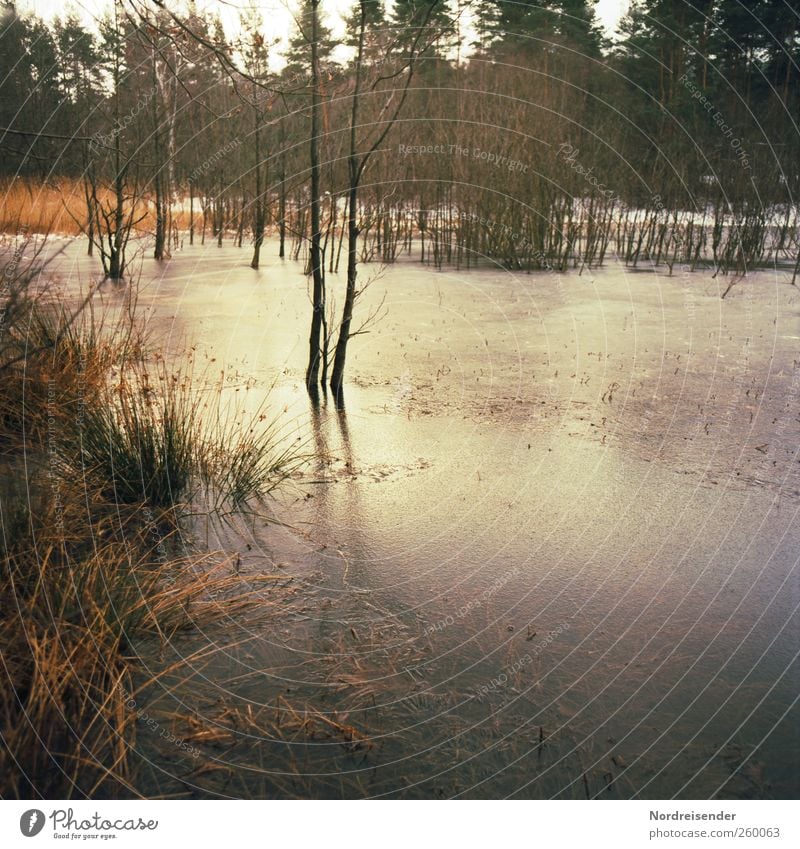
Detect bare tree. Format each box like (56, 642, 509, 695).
(329, 0, 442, 403)
(85, 0, 144, 281)
(238, 17, 272, 271)
(304, 0, 326, 393)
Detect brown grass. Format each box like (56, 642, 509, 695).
(0, 250, 303, 798)
(0, 473, 283, 798)
(0, 178, 192, 237)
(0, 414, 289, 797)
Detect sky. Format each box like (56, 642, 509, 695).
(17, 1, 632, 57)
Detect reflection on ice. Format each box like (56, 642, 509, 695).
(43, 238, 800, 798)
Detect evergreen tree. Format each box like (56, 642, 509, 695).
(0, 4, 66, 175)
(391, 0, 456, 57)
(283, 0, 337, 79)
(474, 1, 602, 60)
(344, 0, 388, 50)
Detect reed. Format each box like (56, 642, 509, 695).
(0, 178, 192, 238)
(0, 471, 282, 798)
(0, 249, 303, 798)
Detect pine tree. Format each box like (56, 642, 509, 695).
(391, 0, 456, 57)
(474, 1, 602, 60)
(283, 0, 337, 79)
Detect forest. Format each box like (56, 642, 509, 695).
(3, 0, 799, 391)
(3, 1, 799, 290)
(1, 0, 799, 804)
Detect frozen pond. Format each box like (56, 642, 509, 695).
(42, 238, 800, 798)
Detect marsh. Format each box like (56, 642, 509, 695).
(35, 236, 800, 799)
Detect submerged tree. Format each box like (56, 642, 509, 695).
(301, 0, 327, 392)
(237, 9, 273, 270)
(86, 0, 145, 280)
(329, 0, 444, 403)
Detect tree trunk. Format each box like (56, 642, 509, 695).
(152, 52, 167, 261)
(251, 85, 264, 269)
(83, 168, 94, 257)
(110, 83, 125, 280)
(305, 0, 325, 392)
(154, 173, 167, 260)
(330, 1, 367, 403)
(278, 118, 287, 259)
(330, 183, 358, 402)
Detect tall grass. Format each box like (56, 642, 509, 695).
(0, 179, 84, 235)
(1, 276, 297, 512)
(0, 178, 192, 237)
(66, 364, 304, 512)
(0, 248, 304, 798)
(0, 472, 282, 798)
(204, 386, 308, 509)
(74, 369, 200, 508)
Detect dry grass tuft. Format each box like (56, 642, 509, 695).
(0, 247, 303, 798)
(0, 457, 286, 798)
